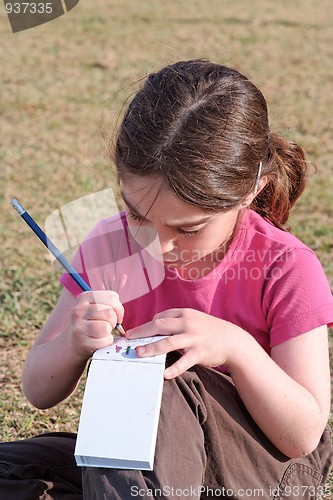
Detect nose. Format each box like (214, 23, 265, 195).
(155, 227, 176, 255)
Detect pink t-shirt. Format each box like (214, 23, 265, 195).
(60, 209, 333, 365)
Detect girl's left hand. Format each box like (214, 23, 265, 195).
(125, 308, 244, 379)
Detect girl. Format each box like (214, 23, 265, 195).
(1, 59, 332, 499)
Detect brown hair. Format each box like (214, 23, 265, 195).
(111, 59, 308, 228)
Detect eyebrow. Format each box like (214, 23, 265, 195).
(121, 192, 213, 228)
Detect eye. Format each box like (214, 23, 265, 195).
(127, 208, 204, 237)
(177, 228, 202, 238)
(127, 209, 145, 223)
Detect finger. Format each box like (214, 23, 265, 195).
(126, 309, 184, 339)
(164, 350, 200, 379)
(127, 316, 184, 339)
(84, 305, 118, 325)
(155, 308, 183, 319)
(81, 319, 114, 339)
(125, 320, 155, 339)
(79, 290, 123, 308)
(85, 335, 115, 352)
(136, 333, 192, 357)
(72, 304, 118, 329)
(78, 291, 124, 323)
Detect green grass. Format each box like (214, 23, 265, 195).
(1, 0, 332, 495)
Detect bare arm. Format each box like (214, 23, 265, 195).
(228, 325, 331, 458)
(23, 288, 124, 409)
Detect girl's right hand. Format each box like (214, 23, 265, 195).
(68, 290, 124, 360)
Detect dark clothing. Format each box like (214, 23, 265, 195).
(0, 358, 332, 499)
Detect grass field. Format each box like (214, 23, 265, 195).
(1, 0, 332, 495)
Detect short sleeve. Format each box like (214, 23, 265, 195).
(262, 247, 333, 347)
(59, 218, 110, 297)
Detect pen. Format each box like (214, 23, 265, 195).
(11, 198, 125, 336)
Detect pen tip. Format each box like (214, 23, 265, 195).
(116, 324, 126, 336)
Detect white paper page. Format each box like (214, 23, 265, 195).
(75, 360, 165, 469)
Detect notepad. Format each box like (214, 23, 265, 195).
(75, 336, 167, 470)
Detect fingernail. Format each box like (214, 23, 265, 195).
(136, 346, 146, 355)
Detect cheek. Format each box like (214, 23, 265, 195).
(178, 235, 216, 256)
(127, 222, 160, 252)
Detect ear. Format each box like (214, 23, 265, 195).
(240, 176, 268, 208)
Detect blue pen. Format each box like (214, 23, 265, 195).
(11, 198, 125, 335)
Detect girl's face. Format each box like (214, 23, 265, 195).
(120, 175, 242, 279)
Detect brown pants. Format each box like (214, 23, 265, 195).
(0, 358, 332, 499)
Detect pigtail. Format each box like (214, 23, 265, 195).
(251, 133, 309, 228)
